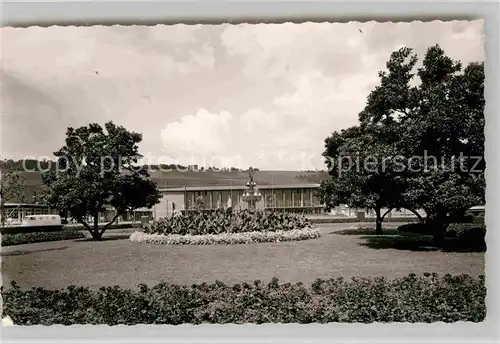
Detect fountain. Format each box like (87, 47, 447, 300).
(241, 167, 262, 211)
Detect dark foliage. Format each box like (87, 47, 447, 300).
(397, 222, 486, 252)
(143, 209, 312, 236)
(397, 223, 433, 235)
(41, 122, 161, 240)
(2, 274, 485, 325)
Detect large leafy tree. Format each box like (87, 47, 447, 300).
(356, 45, 485, 244)
(320, 45, 484, 242)
(42, 122, 161, 240)
(319, 125, 408, 234)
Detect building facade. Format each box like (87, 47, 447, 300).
(153, 184, 324, 219)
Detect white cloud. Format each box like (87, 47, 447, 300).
(2, 21, 484, 170)
(158, 68, 376, 170)
(160, 108, 232, 155)
(158, 20, 483, 170)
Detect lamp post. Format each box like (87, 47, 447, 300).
(241, 167, 262, 211)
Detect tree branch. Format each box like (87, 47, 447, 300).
(381, 208, 393, 220)
(99, 211, 124, 236)
(76, 217, 93, 234)
(406, 208, 424, 222)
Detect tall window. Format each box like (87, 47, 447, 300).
(274, 189, 283, 207)
(303, 189, 311, 206)
(294, 189, 302, 207)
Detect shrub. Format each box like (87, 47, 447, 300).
(397, 223, 431, 235)
(446, 223, 486, 251)
(397, 222, 486, 251)
(472, 213, 485, 225)
(130, 228, 320, 245)
(1, 228, 86, 246)
(2, 274, 485, 325)
(143, 209, 313, 236)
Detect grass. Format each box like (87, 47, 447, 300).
(1, 223, 484, 290)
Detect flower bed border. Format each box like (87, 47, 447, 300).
(130, 227, 320, 245)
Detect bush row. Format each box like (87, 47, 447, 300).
(143, 209, 313, 236)
(1, 228, 86, 246)
(130, 228, 320, 245)
(2, 274, 485, 325)
(397, 222, 486, 251)
(1, 225, 63, 235)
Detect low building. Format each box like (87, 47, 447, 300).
(153, 184, 324, 219)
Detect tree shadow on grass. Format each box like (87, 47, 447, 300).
(357, 234, 485, 253)
(332, 228, 400, 236)
(75, 234, 131, 242)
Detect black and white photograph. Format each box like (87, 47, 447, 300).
(1, 19, 486, 326)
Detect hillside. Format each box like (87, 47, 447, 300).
(4, 167, 329, 202)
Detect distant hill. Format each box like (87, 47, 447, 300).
(1, 159, 328, 202)
(149, 169, 328, 188)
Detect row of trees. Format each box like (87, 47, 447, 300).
(318, 45, 485, 245)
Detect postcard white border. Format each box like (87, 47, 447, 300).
(1, 1, 499, 343)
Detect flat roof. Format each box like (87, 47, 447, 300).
(3, 203, 50, 208)
(160, 184, 320, 192)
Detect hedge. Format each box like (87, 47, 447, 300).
(1, 225, 63, 235)
(2, 274, 485, 325)
(130, 227, 320, 245)
(397, 222, 486, 251)
(397, 223, 432, 235)
(1, 228, 86, 246)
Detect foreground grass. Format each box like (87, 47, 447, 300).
(2, 274, 485, 325)
(1, 229, 86, 247)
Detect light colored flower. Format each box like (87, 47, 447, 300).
(129, 227, 320, 245)
(2, 315, 14, 326)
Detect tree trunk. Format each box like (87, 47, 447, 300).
(375, 207, 383, 235)
(90, 213, 103, 240)
(428, 212, 448, 248)
(98, 212, 122, 238)
(407, 208, 424, 223)
(0, 194, 6, 228)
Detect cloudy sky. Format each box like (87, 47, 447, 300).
(1, 20, 483, 170)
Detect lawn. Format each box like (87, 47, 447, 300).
(1, 223, 485, 290)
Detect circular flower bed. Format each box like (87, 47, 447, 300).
(130, 209, 320, 245)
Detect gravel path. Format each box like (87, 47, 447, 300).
(1, 223, 485, 290)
